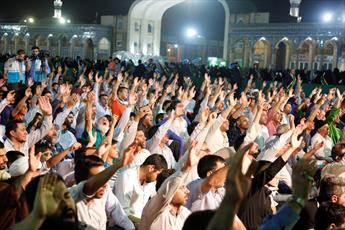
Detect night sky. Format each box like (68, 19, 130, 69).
(0, 0, 344, 40)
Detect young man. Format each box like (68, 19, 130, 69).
(114, 154, 168, 219)
(186, 155, 227, 212)
(4, 96, 53, 156)
(3, 49, 26, 90)
(19, 144, 138, 230)
(73, 155, 134, 230)
(139, 142, 199, 230)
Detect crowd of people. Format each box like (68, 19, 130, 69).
(0, 46, 345, 230)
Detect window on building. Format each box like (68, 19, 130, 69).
(148, 24, 153, 33)
(134, 22, 140, 32)
(116, 41, 122, 47)
(134, 42, 138, 47)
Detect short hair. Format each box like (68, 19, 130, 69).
(31, 46, 40, 50)
(99, 93, 108, 99)
(197, 155, 225, 179)
(156, 169, 175, 191)
(319, 176, 345, 202)
(117, 86, 128, 94)
(74, 155, 104, 184)
(16, 49, 25, 55)
(0, 141, 4, 149)
(25, 174, 64, 211)
(315, 202, 345, 230)
(141, 154, 168, 171)
(35, 142, 51, 155)
(183, 210, 215, 230)
(5, 120, 24, 138)
(331, 143, 345, 161)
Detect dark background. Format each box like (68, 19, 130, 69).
(0, 0, 344, 40)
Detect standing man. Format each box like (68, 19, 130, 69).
(28, 46, 50, 83)
(3, 49, 26, 91)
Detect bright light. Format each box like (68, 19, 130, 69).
(28, 17, 34, 23)
(174, 44, 178, 48)
(186, 28, 197, 38)
(48, 34, 53, 37)
(59, 17, 66, 24)
(67, 19, 71, 24)
(323, 13, 333, 23)
(167, 48, 171, 52)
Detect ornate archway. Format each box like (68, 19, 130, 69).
(127, 0, 230, 59)
(275, 37, 293, 70)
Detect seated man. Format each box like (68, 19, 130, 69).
(186, 155, 227, 212)
(139, 142, 199, 230)
(114, 154, 167, 219)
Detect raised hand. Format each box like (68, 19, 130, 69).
(32, 173, 60, 220)
(38, 96, 52, 116)
(184, 140, 199, 170)
(0, 79, 6, 88)
(207, 112, 218, 125)
(95, 72, 103, 84)
(128, 92, 138, 106)
(69, 142, 82, 152)
(121, 144, 137, 167)
(87, 130, 97, 147)
(200, 107, 210, 124)
(292, 159, 317, 200)
(6, 90, 15, 102)
(227, 143, 256, 201)
(86, 91, 96, 104)
(116, 72, 123, 83)
(27, 78, 34, 87)
(29, 145, 41, 173)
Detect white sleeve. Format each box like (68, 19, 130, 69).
(106, 187, 135, 229)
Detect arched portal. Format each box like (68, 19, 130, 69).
(323, 37, 339, 70)
(275, 38, 293, 70)
(14, 35, 26, 52)
(298, 37, 316, 70)
(231, 38, 250, 68)
(128, 0, 229, 59)
(36, 35, 47, 50)
(70, 36, 82, 58)
(58, 35, 69, 57)
(47, 35, 58, 56)
(253, 38, 271, 68)
(0, 34, 8, 54)
(98, 37, 111, 59)
(83, 38, 94, 59)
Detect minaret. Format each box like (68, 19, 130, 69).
(289, 0, 302, 17)
(53, 0, 62, 18)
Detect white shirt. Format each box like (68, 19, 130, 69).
(169, 117, 189, 140)
(150, 145, 176, 169)
(139, 170, 190, 230)
(150, 205, 191, 230)
(113, 166, 156, 218)
(205, 116, 229, 154)
(57, 130, 77, 151)
(4, 115, 53, 156)
(69, 182, 134, 230)
(311, 132, 333, 163)
(186, 178, 225, 212)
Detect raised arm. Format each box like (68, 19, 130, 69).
(11, 87, 31, 118)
